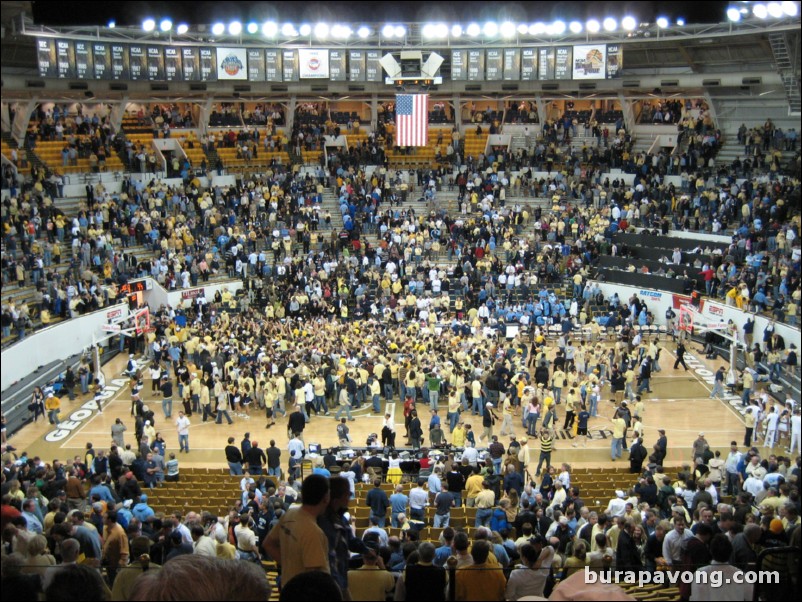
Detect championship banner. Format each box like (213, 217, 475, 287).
(572, 44, 607, 79)
(298, 48, 330, 79)
(217, 47, 247, 80)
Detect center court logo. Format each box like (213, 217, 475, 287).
(44, 357, 148, 442)
(45, 378, 129, 442)
(683, 352, 747, 415)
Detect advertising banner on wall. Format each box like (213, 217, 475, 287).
(672, 293, 705, 312)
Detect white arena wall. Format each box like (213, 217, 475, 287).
(0, 302, 131, 392)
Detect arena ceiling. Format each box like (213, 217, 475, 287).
(2, 2, 799, 86)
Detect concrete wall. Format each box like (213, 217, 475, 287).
(0, 303, 131, 393)
(593, 281, 800, 349)
(631, 228, 732, 244)
(143, 278, 243, 311)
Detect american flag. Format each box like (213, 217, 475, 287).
(395, 94, 428, 147)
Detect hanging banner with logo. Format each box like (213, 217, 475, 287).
(147, 46, 165, 80)
(282, 49, 299, 81)
(217, 47, 247, 80)
(573, 44, 607, 79)
(366, 50, 382, 82)
(299, 48, 330, 79)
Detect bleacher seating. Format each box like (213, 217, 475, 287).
(178, 132, 207, 168)
(385, 126, 483, 169)
(143, 467, 278, 518)
(214, 147, 290, 168)
(32, 139, 124, 174)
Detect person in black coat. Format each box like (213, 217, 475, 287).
(653, 430, 667, 466)
(408, 411, 423, 449)
(534, 362, 550, 386)
(629, 437, 648, 474)
(287, 409, 305, 438)
(514, 500, 538, 535)
(674, 341, 689, 370)
(616, 520, 643, 570)
(634, 476, 659, 507)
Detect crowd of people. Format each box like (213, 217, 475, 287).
(1, 97, 801, 600)
(3, 97, 799, 339)
(2, 424, 799, 601)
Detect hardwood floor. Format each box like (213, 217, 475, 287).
(8, 340, 768, 474)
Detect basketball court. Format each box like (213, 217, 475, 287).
(8, 324, 757, 472)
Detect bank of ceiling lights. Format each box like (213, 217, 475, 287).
(135, 4, 799, 38)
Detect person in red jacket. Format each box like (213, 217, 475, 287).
(403, 395, 416, 440)
(1, 494, 22, 531)
(698, 266, 716, 295)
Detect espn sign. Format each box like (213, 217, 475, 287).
(106, 308, 124, 320)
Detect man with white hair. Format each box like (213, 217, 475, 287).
(743, 470, 765, 498)
(604, 490, 627, 518)
(549, 481, 566, 511)
(461, 440, 479, 466)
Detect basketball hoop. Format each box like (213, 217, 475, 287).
(677, 303, 739, 383)
(133, 307, 151, 336)
(678, 304, 696, 335)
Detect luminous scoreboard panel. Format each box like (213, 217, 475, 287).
(35, 39, 622, 82)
